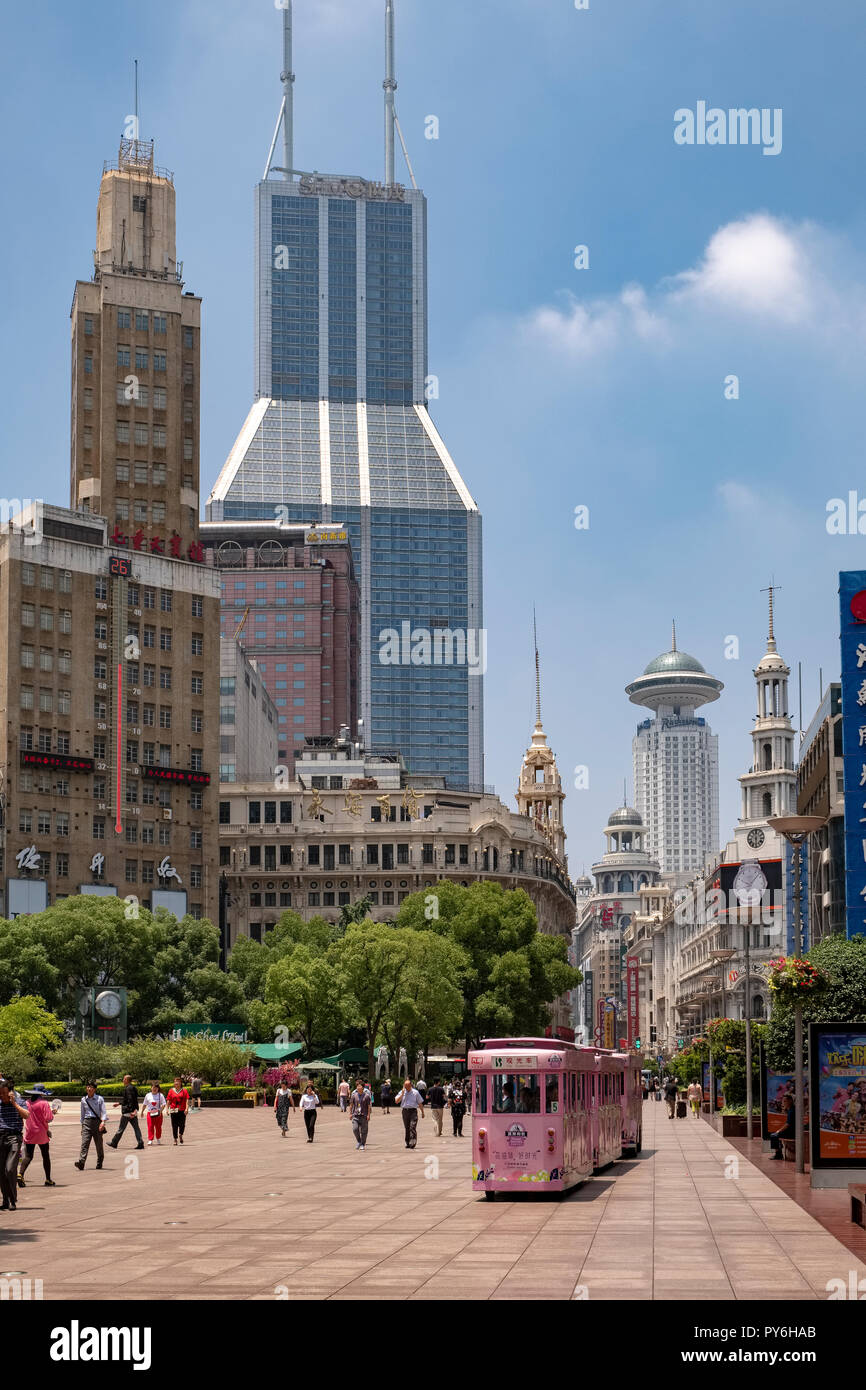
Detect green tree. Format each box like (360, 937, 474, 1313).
(767, 933, 866, 1071)
(396, 881, 581, 1049)
(0, 996, 65, 1061)
(165, 1037, 254, 1085)
(54, 1040, 120, 1084)
(0, 1046, 36, 1082)
(334, 921, 416, 1076)
(117, 1038, 172, 1083)
(262, 946, 346, 1055)
(381, 930, 466, 1064)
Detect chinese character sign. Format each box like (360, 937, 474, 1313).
(626, 955, 639, 1047)
(838, 573, 866, 939)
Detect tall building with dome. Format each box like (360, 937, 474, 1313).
(625, 625, 723, 877)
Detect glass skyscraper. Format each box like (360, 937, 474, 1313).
(208, 167, 483, 788)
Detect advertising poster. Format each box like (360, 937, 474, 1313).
(701, 1061, 724, 1111)
(759, 1043, 809, 1140)
(810, 1023, 866, 1167)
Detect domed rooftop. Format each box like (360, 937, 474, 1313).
(642, 648, 706, 676)
(608, 805, 642, 827)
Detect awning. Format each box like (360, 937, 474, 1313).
(252, 1042, 304, 1062)
(296, 1060, 341, 1072)
(320, 1048, 369, 1066)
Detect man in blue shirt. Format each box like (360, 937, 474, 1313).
(396, 1079, 425, 1149)
(0, 1078, 28, 1211)
(75, 1082, 108, 1171)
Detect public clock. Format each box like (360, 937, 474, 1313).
(746, 828, 765, 850)
(95, 990, 122, 1020)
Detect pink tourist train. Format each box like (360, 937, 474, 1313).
(469, 1039, 642, 1199)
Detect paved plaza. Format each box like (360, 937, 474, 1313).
(3, 1098, 866, 1301)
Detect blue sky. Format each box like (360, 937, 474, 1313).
(2, 0, 865, 872)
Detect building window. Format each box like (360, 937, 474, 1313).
(21, 603, 35, 628)
(159, 628, 172, 652)
(125, 862, 138, 884)
(159, 668, 171, 689)
(153, 315, 166, 335)
(39, 608, 53, 632)
(58, 690, 71, 715)
(57, 853, 69, 878)
(191, 635, 203, 656)
(92, 818, 105, 840)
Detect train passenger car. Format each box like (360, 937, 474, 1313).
(469, 1038, 594, 1199)
(615, 1052, 643, 1156)
(589, 1049, 625, 1170)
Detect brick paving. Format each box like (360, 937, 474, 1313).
(2, 1097, 865, 1301)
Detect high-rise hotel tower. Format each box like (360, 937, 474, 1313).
(626, 626, 723, 878)
(206, 1, 483, 789)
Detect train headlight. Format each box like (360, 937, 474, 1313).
(547, 1127, 555, 1152)
(478, 1127, 486, 1151)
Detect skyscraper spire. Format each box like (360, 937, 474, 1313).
(384, 0, 396, 185)
(761, 581, 780, 654)
(671, 618, 677, 652)
(533, 607, 542, 727)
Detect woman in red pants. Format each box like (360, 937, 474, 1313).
(140, 1082, 166, 1145)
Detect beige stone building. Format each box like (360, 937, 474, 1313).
(0, 508, 220, 921)
(217, 737, 576, 953)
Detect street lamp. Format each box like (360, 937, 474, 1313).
(768, 814, 825, 1174)
(708, 948, 736, 1119)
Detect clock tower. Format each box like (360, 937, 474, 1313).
(731, 586, 798, 860)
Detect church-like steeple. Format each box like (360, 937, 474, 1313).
(734, 585, 797, 849)
(516, 617, 566, 862)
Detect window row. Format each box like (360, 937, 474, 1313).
(115, 462, 168, 485)
(19, 566, 72, 592)
(21, 607, 72, 633)
(114, 383, 168, 409)
(20, 687, 72, 714)
(20, 647, 72, 673)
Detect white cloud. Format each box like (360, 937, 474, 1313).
(522, 213, 858, 359)
(669, 214, 809, 322)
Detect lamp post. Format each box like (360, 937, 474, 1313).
(709, 948, 736, 1118)
(768, 815, 825, 1174)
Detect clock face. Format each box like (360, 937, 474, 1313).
(747, 828, 765, 850)
(95, 990, 121, 1020)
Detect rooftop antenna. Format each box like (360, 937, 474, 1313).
(533, 607, 542, 727)
(264, 1, 294, 180)
(671, 618, 677, 652)
(623, 777, 627, 807)
(383, 1, 418, 190)
(798, 660, 803, 744)
(384, 0, 396, 185)
(134, 58, 139, 136)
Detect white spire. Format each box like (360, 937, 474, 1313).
(384, 0, 396, 185)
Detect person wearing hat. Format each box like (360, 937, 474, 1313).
(18, 1085, 55, 1188)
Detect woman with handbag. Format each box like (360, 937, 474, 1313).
(74, 1082, 108, 1170)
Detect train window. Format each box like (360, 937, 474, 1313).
(492, 1073, 539, 1113)
(545, 1074, 560, 1113)
(568, 1073, 576, 1111)
(473, 1074, 488, 1114)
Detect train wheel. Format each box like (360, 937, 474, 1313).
(484, 1191, 496, 1202)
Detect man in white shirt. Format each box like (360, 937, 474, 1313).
(75, 1082, 108, 1170)
(396, 1079, 425, 1149)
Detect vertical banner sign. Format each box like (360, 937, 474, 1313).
(603, 998, 617, 1050)
(626, 955, 639, 1047)
(595, 995, 605, 1044)
(838, 572, 866, 939)
(809, 1023, 866, 1168)
(584, 969, 593, 1041)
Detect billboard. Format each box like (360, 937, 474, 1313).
(151, 889, 189, 918)
(701, 1061, 724, 1110)
(838, 571, 866, 939)
(810, 1023, 866, 1168)
(170, 1023, 249, 1043)
(626, 956, 639, 1047)
(759, 1042, 809, 1140)
(6, 878, 48, 918)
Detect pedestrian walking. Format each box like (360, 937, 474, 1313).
(300, 1082, 321, 1142)
(167, 1076, 190, 1145)
(687, 1080, 702, 1118)
(416, 1078, 428, 1102)
(18, 1084, 56, 1188)
(450, 1081, 466, 1137)
(427, 1078, 446, 1136)
(274, 1080, 295, 1136)
(108, 1076, 144, 1151)
(380, 1078, 393, 1114)
(338, 1078, 351, 1113)
(140, 1082, 167, 1145)
(74, 1082, 108, 1170)
(0, 1078, 28, 1210)
(663, 1076, 678, 1119)
(349, 1078, 371, 1150)
(396, 1078, 425, 1149)
(190, 1074, 203, 1111)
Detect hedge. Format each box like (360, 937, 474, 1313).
(29, 1081, 251, 1100)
